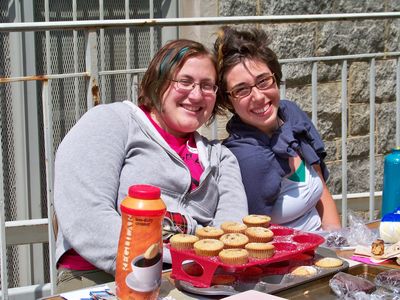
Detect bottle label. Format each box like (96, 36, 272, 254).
(115, 213, 163, 300)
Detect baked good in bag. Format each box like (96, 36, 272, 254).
(374, 269, 400, 292)
(371, 239, 385, 256)
(329, 272, 376, 297)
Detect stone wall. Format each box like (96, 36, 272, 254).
(180, 0, 400, 197)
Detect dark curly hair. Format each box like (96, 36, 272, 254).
(213, 26, 282, 113)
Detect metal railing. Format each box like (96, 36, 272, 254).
(1, 12, 400, 299)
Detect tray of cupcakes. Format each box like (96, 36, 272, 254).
(167, 214, 341, 291)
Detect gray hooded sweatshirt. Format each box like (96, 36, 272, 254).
(54, 101, 248, 275)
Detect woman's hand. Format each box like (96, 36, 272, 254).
(162, 211, 188, 242)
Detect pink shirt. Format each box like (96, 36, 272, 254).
(58, 105, 204, 271)
(141, 106, 203, 190)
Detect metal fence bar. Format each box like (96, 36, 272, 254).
(279, 52, 400, 63)
(42, 80, 57, 295)
(397, 57, 400, 146)
(125, 0, 131, 102)
(149, 0, 155, 58)
(1, 12, 400, 32)
(86, 30, 100, 108)
(73, 0, 79, 121)
(369, 59, 376, 221)
(341, 60, 348, 227)
(4, 54, 400, 83)
(311, 62, 318, 127)
(44, 1, 56, 292)
(0, 108, 9, 299)
(280, 68, 287, 98)
(99, 0, 106, 105)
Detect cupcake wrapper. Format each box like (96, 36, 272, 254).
(247, 235, 274, 243)
(247, 249, 274, 259)
(219, 256, 249, 265)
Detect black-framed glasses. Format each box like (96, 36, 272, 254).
(169, 79, 218, 94)
(226, 74, 276, 99)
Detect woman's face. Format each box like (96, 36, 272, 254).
(225, 58, 280, 135)
(152, 55, 217, 137)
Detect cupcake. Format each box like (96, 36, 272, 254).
(169, 233, 199, 250)
(242, 215, 271, 228)
(220, 233, 249, 249)
(193, 239, 224, 257)
(219, 248, 249, 265)
(245, 242, 275, 259)
(221, 221, 248, 234)
(291, 266, 318, 276)
(245, 227, 274, 243)
(314, 257, 343, 268)
(195, 226, 224, 240)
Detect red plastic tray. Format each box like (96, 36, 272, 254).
(167, 224, 325, 288)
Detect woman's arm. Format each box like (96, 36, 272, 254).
(54, 104, 128, 274)
(212, 145, 249, 226)
(313, 164, 342, 230)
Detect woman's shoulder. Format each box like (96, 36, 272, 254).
(280, 99, 304, 114)
(83, 101, 130, 119)
(279, 100, 311, 123)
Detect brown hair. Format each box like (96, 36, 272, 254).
(213, 26, 282, 112)
(138, 39, 222, 123)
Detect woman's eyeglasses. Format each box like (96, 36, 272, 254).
(169, 79, 218, 94)
(226, 74, 276, 99)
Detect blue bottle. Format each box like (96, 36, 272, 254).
(381, 147, 400, 217)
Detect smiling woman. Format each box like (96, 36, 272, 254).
(53, 38, 248, 293)
(214, 26, 341, 233)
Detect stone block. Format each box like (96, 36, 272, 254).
(262, 23, 317, 60)
(376, 102, 397, 153)
(324, 139, 339, 161)
(219, 0, 257, 16)
(316, 20, 385, 56)
(346, 136, 370, 159)
(348, 62, 369, 104)
(387, 19, 400, 52)
(349, 103, 370, 136)
(333, 1, 385, 13)
(260, 0, 333, 15)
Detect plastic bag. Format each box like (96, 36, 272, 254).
(374, 269, 400, 293)
(325, 210, 378, 249)
(329, 272, 376, 298)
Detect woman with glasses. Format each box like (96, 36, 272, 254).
(214, 26, 341, 232)
(53, 39, 248, 292)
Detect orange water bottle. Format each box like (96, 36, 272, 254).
(115, 184, 166, 300)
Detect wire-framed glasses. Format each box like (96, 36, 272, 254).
(169, 79, 218, 94)
(226, 73, 276, 99)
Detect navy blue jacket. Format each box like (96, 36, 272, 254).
(223, 100, 328, 215)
